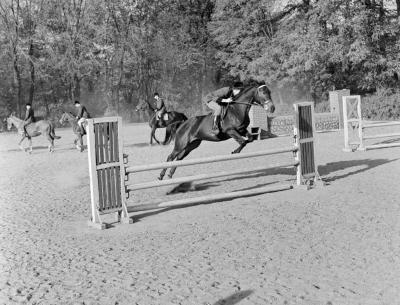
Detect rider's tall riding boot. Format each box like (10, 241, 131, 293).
(23, 126, 29, 137)
(212, 115, 221, 133)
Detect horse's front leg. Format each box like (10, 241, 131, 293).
(18, 135, 26, 151)
(79, 135, 84, 152)
(75, 135, 81, 151)
(226, 129, 249, 154)
(28, 137, 33, 154)
(245, 130, 255, 143)
(150, 126, 159, 145)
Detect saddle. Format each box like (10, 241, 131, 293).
(156, 112, 169, 121)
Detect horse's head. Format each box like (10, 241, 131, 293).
(6, 116, 14, 130)
(254, 85, 275, 113)
(59, 112, 74, 125)
(59, 112, 68, 125)
(135, 99, 149, 112)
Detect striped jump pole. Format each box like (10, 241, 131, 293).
(343, 96, 400, 152)
(87, 102, 322, 229)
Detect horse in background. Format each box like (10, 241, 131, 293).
(6, 114, 61, 153)
(135, 99, 187, 145)
(59, 112, 86, 152)
(158, 85, 275, 180)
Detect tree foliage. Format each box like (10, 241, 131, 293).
(0, 0, 400, 121)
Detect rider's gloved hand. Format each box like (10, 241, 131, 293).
(222, 98, 233, 103)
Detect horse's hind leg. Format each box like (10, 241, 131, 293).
(18, 136, 26, 151)
(47, 134, 54, 152)
(168, 139, 202, 178)
(158, 150, 180, 180)
(150, 126, 158, 145)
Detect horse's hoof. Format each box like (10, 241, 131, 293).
(158, 176, 164, 181)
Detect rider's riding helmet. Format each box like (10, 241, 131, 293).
(232, 81, 244, 89)
(74, 100, 80, 105)
(154, 92, 159, 98)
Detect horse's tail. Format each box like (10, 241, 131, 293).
(50, 122, 61, 139)
(163, 121, 183, 145)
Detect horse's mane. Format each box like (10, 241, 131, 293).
(232, 86, 257, 102)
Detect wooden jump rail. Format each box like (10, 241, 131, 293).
(343, 95, 400, 152)
(125, 147, 296, 173)
(87, 102, 322, 229)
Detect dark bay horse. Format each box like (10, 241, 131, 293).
(59, 112, 85, 152)
(6, 114, 61, 153)
(135, 100, 188, 145)
(158, 85, 275, 180)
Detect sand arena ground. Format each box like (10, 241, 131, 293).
(0, 123, 399, 305)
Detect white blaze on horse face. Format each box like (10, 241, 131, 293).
(7, 118, 12, 130)
(257, 85, 273, 112)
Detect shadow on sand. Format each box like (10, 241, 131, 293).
(212, 290, 253, 305)
(125, 157, 397, 223)
(319, 158, 398, 183)
(4, 144, 85, 153)
(125, 142, 171, 148)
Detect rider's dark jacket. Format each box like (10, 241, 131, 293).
(24, 108, 36, 123)
(202, 87, 233, 104)
(155, 98, 166, 113)
(76, 105, 91, 119)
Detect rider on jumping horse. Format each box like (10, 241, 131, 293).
(74, 100, 91, 132)
(154, 92, 167, 123)
(23, 103, 36, 137)
(203, 81, 244, 133)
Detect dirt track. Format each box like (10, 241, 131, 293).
(0, 123, 399, 305)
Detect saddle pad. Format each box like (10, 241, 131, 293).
(163, 113, 169, 121)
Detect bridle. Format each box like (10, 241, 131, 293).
(230, 85, 273, 108)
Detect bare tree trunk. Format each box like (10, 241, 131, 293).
(28, 41, 35, 105)
(396, 0, 400, 16)
(200, 58, 207, 114)
(116, 48, 125, 114)
(13, 50, 22, 116)
(73, 73, 80, 100)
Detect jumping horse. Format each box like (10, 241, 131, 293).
(6, 114, 61, 153)
(59, 112, 87, 152)
(158, 84, 275, 180)
(135, 100, 188, 145)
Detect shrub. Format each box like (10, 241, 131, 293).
(362, 89, 400, 120)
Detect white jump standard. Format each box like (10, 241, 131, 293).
(343, 95, 400, 151)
